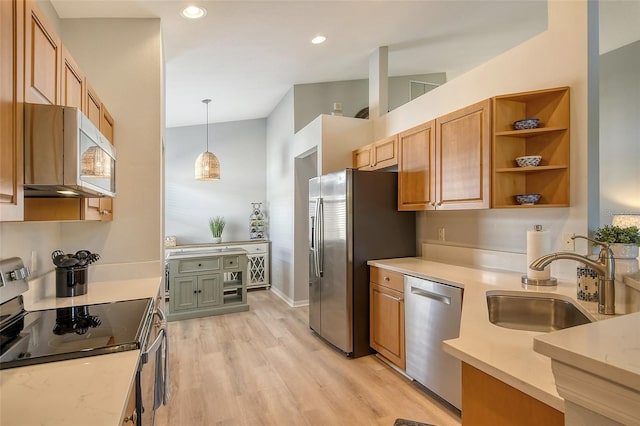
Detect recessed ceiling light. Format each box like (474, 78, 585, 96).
(181, 5, 207, 19)
(311, 35, 326, 45)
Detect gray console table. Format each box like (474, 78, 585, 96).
(166, 248, 249, 321)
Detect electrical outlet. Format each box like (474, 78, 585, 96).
(438, 228, 446, 241)
(562, 233, 575, 251)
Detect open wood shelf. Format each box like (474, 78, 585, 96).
(492, 87, 570, 208)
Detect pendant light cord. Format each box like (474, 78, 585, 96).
(203, 98, 211, 152)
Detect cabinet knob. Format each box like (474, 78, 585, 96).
(99, 210, 111, 215)
(384, 276, 390, 281)
(193, 290, 198, 294)
(198, 263, 202, 267)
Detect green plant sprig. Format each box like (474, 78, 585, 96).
(594, 225, 640, 245)
(209, 216, 226, 238)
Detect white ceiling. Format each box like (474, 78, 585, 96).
(48, 1, 636, 129)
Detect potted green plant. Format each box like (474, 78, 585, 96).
(594, 225, 640, 259)
(209, 216, 226, 244)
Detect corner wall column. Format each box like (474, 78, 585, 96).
(369, 46, 388, 119)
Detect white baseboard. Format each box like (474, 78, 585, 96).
(269, 285, 309, 307)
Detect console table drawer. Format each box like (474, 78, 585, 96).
(223, 256, 241, 270)
(178, 257, 221, 274)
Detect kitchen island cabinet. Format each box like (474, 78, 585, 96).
(167, 248, 249, 321)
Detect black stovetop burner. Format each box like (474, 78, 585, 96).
(0, 298, 153, 370)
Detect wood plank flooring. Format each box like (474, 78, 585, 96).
(155, 289, 462, 426)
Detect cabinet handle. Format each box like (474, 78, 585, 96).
(198, 290, 202, 293)
(198, 263, 202, 267)
(428, 202, 436, 207)
(99, 209, 111, 215)
(193, 290, 197, 294)
(384, 276, 390, 281)
(437, 201, 443, 206)
(123, 410, 137, 423)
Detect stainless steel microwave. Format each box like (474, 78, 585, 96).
(24, 103, 116, 198)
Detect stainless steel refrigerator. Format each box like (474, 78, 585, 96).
(309, 169, 416, 357)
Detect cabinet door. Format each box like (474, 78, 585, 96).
(370, 282, 405, 370)
(371, 135, 398, 169)
(171, 275, 198, 311)
(398, 121, 436, 211)
(247, 254, 267, 286)
(101, 105, 114, 143)
(81, 198, 113, 221)
(0, 0, 24, 222)
(24, 0, 61, 105)
(352, 144, 372, 169)
(435, 99, 491, 210)
(60, 45, 84, 110)
(85, 81, 102, 128)
(198, 274, 222, 308)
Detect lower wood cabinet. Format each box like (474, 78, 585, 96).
(369, 266, 405, 370)
(462, 362, 563, 426)
(167, 251, 248, 321)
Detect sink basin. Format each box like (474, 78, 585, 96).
(486, 292, 593, 332)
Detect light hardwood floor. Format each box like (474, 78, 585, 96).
(155, 289, 462, 426)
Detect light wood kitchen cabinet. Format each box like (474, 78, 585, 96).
(0, 0, 24, 222)
(398, 99, 491, 211)
(60, 45, 84, 110)
(352, 135, 398, 170)
(369, 266, 406, 370)
(492, 87, 570, 208)
(24, 0, 61, 105)
(101, 104, 115, 143)
(462, 362, 563, 426)
(85, 80, 102, 128)
(435, 99, 491, 210)
(397, 121, 436, 210)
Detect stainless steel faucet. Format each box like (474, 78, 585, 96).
(529, 235, 616, 315)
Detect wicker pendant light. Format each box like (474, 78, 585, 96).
(195, 99, 220, 180)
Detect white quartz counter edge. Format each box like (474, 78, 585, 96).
(0, 277, 162, 426)
(367, 258, 613, 413)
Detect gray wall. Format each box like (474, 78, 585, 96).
(599, 41, 640, 225)
(165, 119, 267, 244)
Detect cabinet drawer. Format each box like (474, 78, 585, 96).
(177, 257, 221, 274)
(242, 244, 267, 254)
(223, 256, 241, 270)
(370, 266, 404, 293)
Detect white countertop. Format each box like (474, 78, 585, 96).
(367, 257, 621, 412)
(0, 277, 162, 426)
(165, 247, 247, 260)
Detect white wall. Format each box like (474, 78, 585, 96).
(165, 119, 267, 244)
(372, 1, 590, 278)
(1, 17, 163, 280)
(599, 41, 640, 226)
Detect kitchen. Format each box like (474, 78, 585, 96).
(2, 0, 640, 425)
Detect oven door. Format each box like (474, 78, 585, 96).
(136, 307, 167, 426)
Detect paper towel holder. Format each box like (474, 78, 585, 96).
(522, 224, 557, 288)
(521, 275, 558, 288)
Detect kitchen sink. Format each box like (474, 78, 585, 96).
(486, 291, 593, 332)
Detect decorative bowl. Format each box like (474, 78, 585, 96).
(514, 194, 541, 205)
(515, 155, 542, 167)
(513, 118, 540, 130)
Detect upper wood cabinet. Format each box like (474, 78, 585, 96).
(101, 105, 114, 143)
(398, 121, 436, 210)
(435, 99, 491, 210)
(60, 44, 85, 110)
(492, 87, 570, 208)
(352, 135, 398, 170)
(24, 0, 61, 105)
(398, 99, 491, 211)
(85, 80, 102, 128)
(0, 0, 24, 222)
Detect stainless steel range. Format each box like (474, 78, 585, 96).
(0, 257, 169, 425)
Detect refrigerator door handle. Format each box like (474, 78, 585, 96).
(318, 197, 324, 277)
(313, 198, 321, 278)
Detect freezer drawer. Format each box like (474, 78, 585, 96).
(405, 275, 463, 410)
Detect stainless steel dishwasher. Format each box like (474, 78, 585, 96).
(405, 275, 463, 410)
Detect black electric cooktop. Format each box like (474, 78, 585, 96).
(0, 298, 153, 370)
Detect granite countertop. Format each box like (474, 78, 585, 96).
(0, 277, 162, 426)
(367, 257, 622, 412)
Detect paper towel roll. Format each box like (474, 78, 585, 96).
(527, 228, 551, 280)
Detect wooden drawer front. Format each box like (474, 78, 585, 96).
(223, 256, 240, 270)
(242, 244, 267, 254)
(370, 267, 404, 293)
(178, 257, 221, 274)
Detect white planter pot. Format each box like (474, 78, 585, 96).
(610, 243, 639, 259)
(212, 237, 222, 244)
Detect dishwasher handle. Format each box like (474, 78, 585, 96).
(410, 286, 451, 305)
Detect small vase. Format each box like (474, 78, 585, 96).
(609, 243, 639, 260)
(212, 237, 222, 244)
